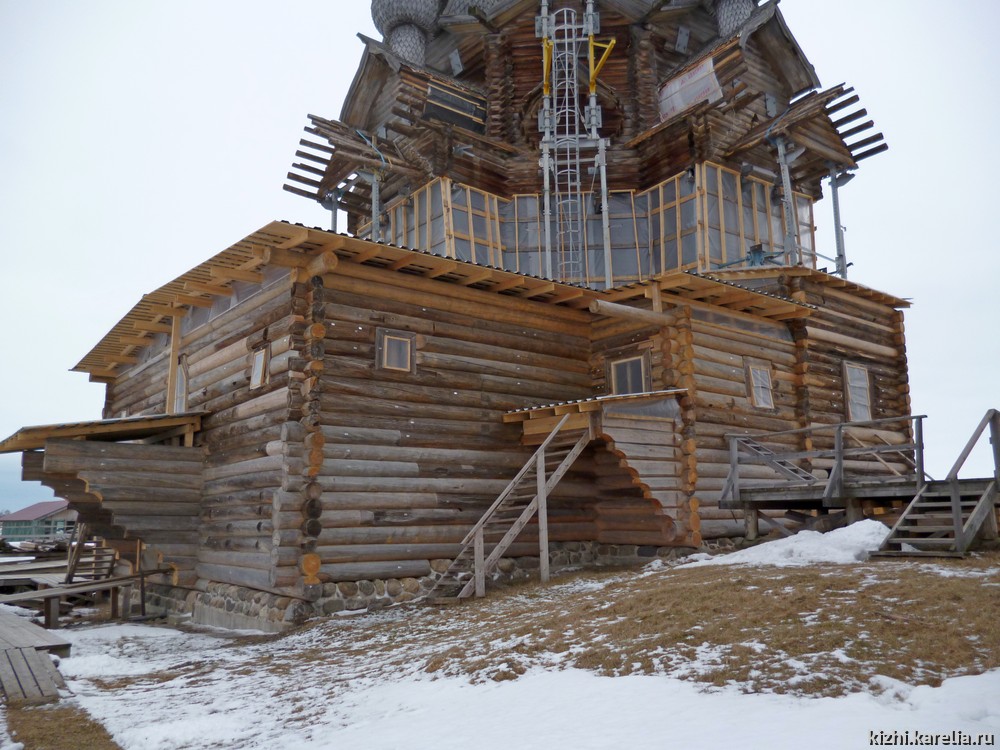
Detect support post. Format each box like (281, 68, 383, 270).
(371, 173, 381, 242)
(833, 424, 844, 497)
(44, 596, 60, 630)
(775, 137, 800, 265)
(914, 415, 926, 493)
(829, 166, 850, 278)
(744, 505, 759, 541)
(729, 435, 741, 505)
(541, 142, 553, 279)
(537, 449, 550, 584)
(474, 528, 485, 598)
(598, 138, 613, 288)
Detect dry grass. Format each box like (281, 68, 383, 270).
(271, 550, 1000, 697)
(6, 703, 122, 750)
(16, 548, 998, 750)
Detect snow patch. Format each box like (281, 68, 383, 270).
(683, 520, 890, 568)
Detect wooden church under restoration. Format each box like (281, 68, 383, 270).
(2, 0, 997, 630)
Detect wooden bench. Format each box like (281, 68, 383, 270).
(0, 570, 171, 629)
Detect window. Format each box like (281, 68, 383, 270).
(609, 354, 649, 395)
(376, 328, 416, 373)
(250, 344, 270, 389)
(844, 363, 872, 422)
(745, 358, 774, 410)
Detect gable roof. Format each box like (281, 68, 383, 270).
(2, 500, 69, 523)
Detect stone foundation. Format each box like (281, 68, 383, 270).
(139, 541, 701, 631)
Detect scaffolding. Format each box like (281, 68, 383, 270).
(537, 0, 614, 287)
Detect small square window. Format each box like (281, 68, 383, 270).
(844, 363, 872, 422)
(609, 354, 649, 396)
(377, 329, 416, 373)
(250, 345, 270, 389)
(745, 359, 774, 410)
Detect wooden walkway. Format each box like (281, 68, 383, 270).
(0, 610, 70, 705)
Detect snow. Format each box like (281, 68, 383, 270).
(3, 523, 997, 749)
(679, 519, 891, 568)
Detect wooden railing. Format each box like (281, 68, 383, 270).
(427, 412, 592, 600)
(945, 409, 1000, 552)
(721, 415, 927, 506)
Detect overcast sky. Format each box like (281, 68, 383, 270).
(1, 1, 998, 514)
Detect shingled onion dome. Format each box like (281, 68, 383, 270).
(371, 0, 441, 66)
(714, 0, 755, 38)
(441, 0, 507, 13)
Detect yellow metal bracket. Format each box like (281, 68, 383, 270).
(542, 38, 554, 96)
(588, 35, 616, 95)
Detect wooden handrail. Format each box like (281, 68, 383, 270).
(724, 415, 926, 442)
(458, 413, 572, 547)
(944, 409, 999, 550)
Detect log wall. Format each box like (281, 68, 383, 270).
(297, 265, 595, 583)
(103, 274, 302, 595)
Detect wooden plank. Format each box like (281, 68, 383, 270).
(6, 648, 44, 703)
(0, 611, 71, 655)
(0, 651, 23, 703)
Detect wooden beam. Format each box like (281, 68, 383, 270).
(118, 335, 153, 347)
(210, 267, 264, 284)
(146, 304, 181, 318)
(276, 226, 310, 250)
(131, 321, 172, 334)
(589, 299, 677, 328)
(184, 280, 233, 297)
(306, 250, 339, 278)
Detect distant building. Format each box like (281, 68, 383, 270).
(0, 500, 76, 542)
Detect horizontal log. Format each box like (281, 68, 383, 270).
(589, 299, 677, 328)
(196, 562, 294, 594)
(318, 560, 433, 582)
(805, 326, 898, 359)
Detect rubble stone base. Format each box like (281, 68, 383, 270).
(140, 541, 700, 631)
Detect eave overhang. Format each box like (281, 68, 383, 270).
(0, 413, 204, 454)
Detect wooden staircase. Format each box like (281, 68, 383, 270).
(426, 414, 591, 602)
(732, 436, 817, 484)
(875, 409, 999, 557)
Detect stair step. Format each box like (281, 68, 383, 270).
(895, 525, 957, 533)
(870, 550, 965, 559)
(892, 538, 959, 547)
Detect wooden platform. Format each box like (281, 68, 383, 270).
(0, 610, 70, 706)
(731, 477, 992, 509)
(0, 647, 66, 705)
(0, 610, 71, 656)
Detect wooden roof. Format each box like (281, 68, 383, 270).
(73, 221, 606, 377)
(71, 220, 831, 378)
(604, 270, 815, 321)
(711, 266, 911, 309)
(0, 413, 203, 454)
(503, 389, 687, 423)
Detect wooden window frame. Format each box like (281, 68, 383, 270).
(843, 362, 873, 422)
(744, 357, 775, 411)
(607, 351, 651, 396)
(249, 343, 271, 390)
(376, 328, 416, 374)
